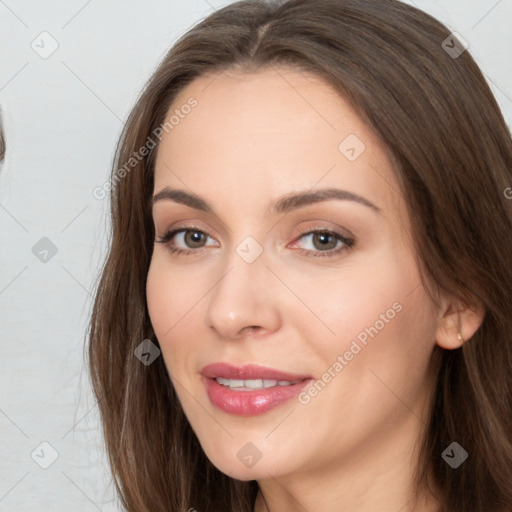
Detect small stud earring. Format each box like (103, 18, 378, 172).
(457, 331, 464, 343)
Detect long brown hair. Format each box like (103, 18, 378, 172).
(88, 0, 512, 510)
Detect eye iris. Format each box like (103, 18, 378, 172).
(313, 232, 337, 251)
(185, 230, 205, 248)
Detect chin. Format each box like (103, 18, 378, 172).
(204, 442, 294, 482)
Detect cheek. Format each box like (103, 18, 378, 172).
(286, 259, 414, 360)
(146, 258, 187, 371)
(146, 260, 170, 335)
(146, 255, 213, 378)
(293, 250, 435, 408)
(310, 283, 437, 423)
(146, 255, 202, 336)
(289, 293, 437, 469)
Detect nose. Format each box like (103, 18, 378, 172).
(205, 252, 281, 340)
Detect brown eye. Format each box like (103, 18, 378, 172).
(292, 229, 354, 258)
(311, 232, 339, 251)
(183, 230, 207, 248)
(155, 227, 216, 255)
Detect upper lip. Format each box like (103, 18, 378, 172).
(201, 362, 312, 381)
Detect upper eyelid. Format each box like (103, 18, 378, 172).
(155, 215, 354, 237)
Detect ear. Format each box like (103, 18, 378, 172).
(435, 298, 486, 350)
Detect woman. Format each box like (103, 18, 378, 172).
(88, 0, 512, 510)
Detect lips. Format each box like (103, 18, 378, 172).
(200, 362, 314, 416)
(201, 362, 312, 381)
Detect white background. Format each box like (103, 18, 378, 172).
(1, 0, 511, 510)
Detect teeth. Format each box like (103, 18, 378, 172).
(215, 377, 300, 390)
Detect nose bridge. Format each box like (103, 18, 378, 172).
(205, 239, 280, 338)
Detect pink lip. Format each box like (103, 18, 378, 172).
(201, 362, 312, 381)
(201, 363, 314, 416)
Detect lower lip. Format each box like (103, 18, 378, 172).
(202, 376, 313, 416)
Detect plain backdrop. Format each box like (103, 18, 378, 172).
(1, 0, 511, 510)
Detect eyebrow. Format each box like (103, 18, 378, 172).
(151, 187, 382, 216)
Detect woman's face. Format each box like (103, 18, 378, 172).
(146, 66, 441, 482)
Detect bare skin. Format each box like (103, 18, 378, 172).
(146, 66, 484, 512)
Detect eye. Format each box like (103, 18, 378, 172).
(155, 226, 354, 258)
(290, 229, 354, 258)
(155, 226, 216, 256)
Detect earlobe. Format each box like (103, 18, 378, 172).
(435, 301, 486, 350)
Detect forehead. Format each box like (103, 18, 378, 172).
(153, 66, 404, 224)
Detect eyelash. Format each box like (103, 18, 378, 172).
(155, 225, 355, 258)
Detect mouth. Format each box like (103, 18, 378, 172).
(214, 376, 303, 390)
(201, 362, 314, 416)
